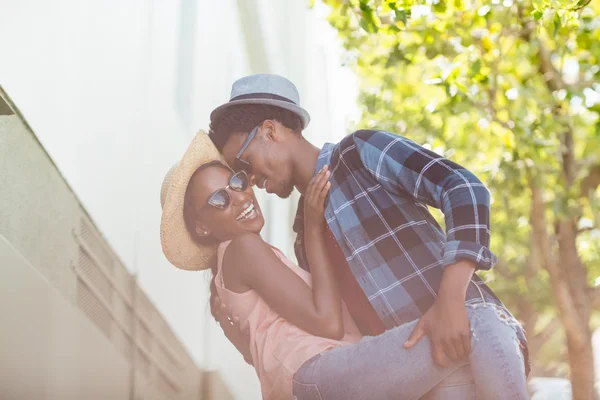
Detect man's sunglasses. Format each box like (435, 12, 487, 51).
(206, 170, 249, 210)
(234, 126, 259, 173)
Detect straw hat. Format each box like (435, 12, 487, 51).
(160, 130, 224, 270)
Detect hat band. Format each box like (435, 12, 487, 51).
(230, 92, 296, 104)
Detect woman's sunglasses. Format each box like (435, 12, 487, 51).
(206, 170, 249, 210)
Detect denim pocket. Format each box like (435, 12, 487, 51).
(292, 354, 324, 400)
(292, 380, 323, 400)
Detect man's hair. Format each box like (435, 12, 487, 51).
(208, 104, 303, 152)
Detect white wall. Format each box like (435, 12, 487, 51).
(0, 1, 357, 398)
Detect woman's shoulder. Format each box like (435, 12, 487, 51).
(222, 233, 269, 260)
(221, 234, 292, 275)
(216, 236, 262, 295)
(219, 233, 273, 281)
(218, 233, 263, 257)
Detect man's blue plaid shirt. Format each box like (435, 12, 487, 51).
(293, 130, 528, 370)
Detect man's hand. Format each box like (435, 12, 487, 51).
(403, 260, 476, 367)
(403, 296, 470, 367)
(212, 295, 253, 366)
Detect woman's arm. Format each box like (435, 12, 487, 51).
(223, 166, 344, 339)
(303, 166, 343, 338)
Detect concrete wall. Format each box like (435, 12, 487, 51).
(0, 89, 232, 399)
(0, 235, 131, 400)
(0, 1, 358, 398)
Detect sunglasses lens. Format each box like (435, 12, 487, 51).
(208, 190, 230, 209)
(230, 171, 249, 191)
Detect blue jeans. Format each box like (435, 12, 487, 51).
(292, 305, 528, 400)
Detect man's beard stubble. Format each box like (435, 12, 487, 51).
(276, 180, 294, 199)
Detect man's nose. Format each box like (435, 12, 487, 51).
(248, 174, 257, 187)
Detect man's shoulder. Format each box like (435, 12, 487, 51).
(339, 129, 379, 145)
(339, 129, 411, 149)
(333, 130, 415, 161)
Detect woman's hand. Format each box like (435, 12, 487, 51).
(304, 165, 331, 233)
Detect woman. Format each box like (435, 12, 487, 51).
(160, 132, 529, 400)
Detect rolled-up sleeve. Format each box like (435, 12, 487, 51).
(355, 130, 497, 270)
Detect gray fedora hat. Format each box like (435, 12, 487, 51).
(210, 73, 310, 129)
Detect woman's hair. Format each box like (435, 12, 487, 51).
(208, 104, 303, 152)
(182, 160, 229, 320)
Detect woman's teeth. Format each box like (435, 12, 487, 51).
(236, 203, 256, 221)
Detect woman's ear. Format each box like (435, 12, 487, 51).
(196, 224, 210, 237)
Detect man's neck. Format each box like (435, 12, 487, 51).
(292, 139, 321, 196)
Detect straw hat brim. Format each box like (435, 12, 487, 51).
(160, 130, 224, 270)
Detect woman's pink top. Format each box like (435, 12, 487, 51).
(215, 241, 361, 400)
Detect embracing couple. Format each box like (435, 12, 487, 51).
(160, 74, 530, 399)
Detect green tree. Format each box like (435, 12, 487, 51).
(318, 0, 600, 397)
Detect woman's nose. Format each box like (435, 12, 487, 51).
(231, 188, 253, 207)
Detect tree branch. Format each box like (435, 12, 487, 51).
(581, 164, 600, 197)
(494, 259, 517, 280)
(517, 5, 572, 94)
(590, 287, 600, 311)
(529, 317, 562, 359)
(530, 180, 589, 348)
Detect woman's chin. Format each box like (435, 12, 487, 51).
(245, 217, 265, 233)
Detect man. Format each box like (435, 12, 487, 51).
(208, 74, 529, 388)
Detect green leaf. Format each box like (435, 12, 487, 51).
(358, 1, 372, 13)
(395, 9, 408, 24)
(359, 17, 378, 33)
(554, 12, 561, 37)
(433, 0, 447, 13)
(385, 46, 407, 67)
(512, 149, 520, 161)
(358, 1, 380, 33)
(504, 131, 516, 148)
(572, 0, 591, 11)
(455, 81, 469, 93)
(532, 9, 544, 20)
(471, 59, 482, 75)
(576, 33, 592, 49)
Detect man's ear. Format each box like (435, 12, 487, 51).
(260, 119, 279, 142)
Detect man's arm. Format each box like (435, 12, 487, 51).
(355, 129, 496, 271)
(355, 130, 495, 365)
